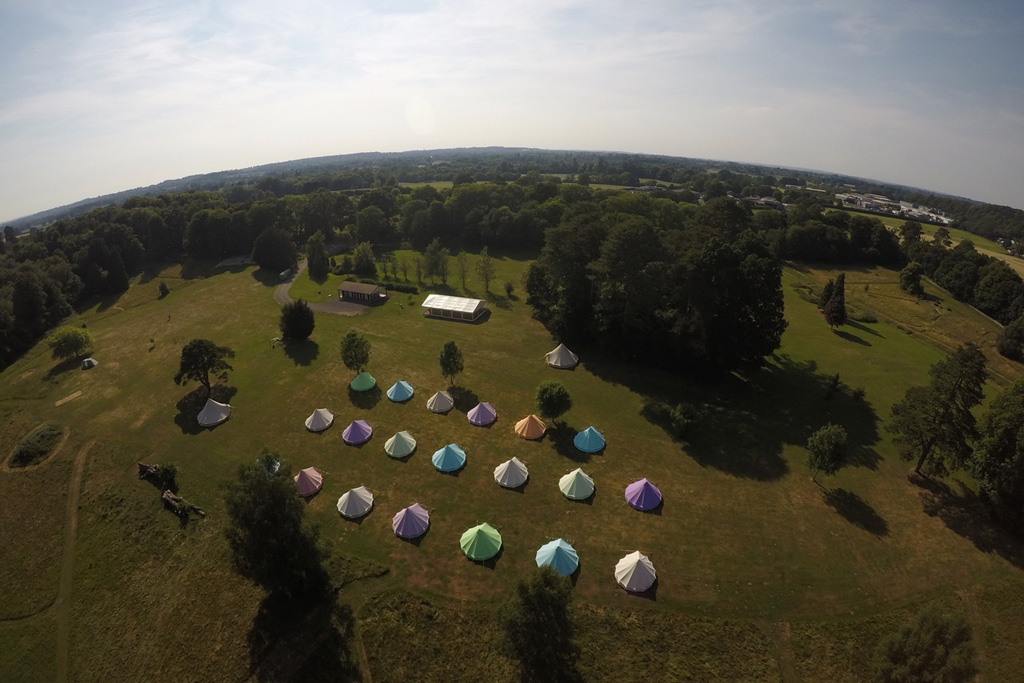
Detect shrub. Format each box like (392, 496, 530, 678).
(10, 422, 62, 467)
(669, 402, 698, 438)
(158, 281, 170, 298)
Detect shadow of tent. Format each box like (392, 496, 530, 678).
(348, 386, 382, 410)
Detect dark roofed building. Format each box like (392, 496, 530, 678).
(338, 281, 386, 304)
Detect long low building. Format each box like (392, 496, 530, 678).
(421, 294, 488, 321)
(338, 281, 386, 303)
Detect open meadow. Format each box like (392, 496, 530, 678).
(2, 250, 1024, 681)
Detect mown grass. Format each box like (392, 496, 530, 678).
(1, 253, 1023, 681)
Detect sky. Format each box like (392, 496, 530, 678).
(1, 0, 1023, 222)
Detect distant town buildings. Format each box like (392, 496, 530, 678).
(835, 193, 954, 226)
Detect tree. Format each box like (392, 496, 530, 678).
(438, 247, 450, 285)
(477, 246, 496, 292)
(354, 205, 391, 245)
(158, 281, 170, 298)
(536, 380, 572, 420)
(818, 278, 835, 309)
(498, 567, 582, 683)
(4, 225, 15, 244)
(340, 331, 370, 373)
(823, 272, 847, 328)
(934, 227, 952, 247)
(423, 239, 443, 283)
(439, 340, 464, 385)
(398, 255, 409, 281)
(352, 242, 376, 277)
(456, 251, 469, 290)
(888, 343, 987, 475)
(47, 325, 93, 360)
(504, 280, 515, 297)
(899, 220, 923, 243)
(306, 230, 330, 282)
(973, 379, 1024, 530)
(279, 299, 315, 340)
(173, 339, 235, 399)
(872, 605, 976, 683)
(997, 315, 1024, 360)
(252, 228, 298, 272)
(806, 423, 848, 483)
(899, 262, 925, 297)
(224, 451, 330, 599)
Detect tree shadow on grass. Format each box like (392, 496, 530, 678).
(449, 385, 478, 414)
(348, 386, 381, 410)
(284, 340, 319, 366)
(252, 267, 285, 287)
(547, 424, 591, 463)
(43, 356, 82, 383)
(174, 385, 238, 435)
(833, 329, 871, 346)
(847, 320, 884, 338)
(823, 488, 889, 536)
(248, 591, 361, 683)
(623, 352, 881, 481)
(910, 474, 1024, 571)
(490, 294, 512, 311)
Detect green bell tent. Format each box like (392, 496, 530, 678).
(350, 371, 376, 392)
(558, 468, 595, 501)
(385, 430, 417, 458)
(460, 523, 502, 561)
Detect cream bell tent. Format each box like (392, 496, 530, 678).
(559, 468, 595, 501)
(614, 550, 657, 592)
(294, 467, 323, 497)
(514, 414, 547, 440)
(81, 357, 98, 369)
(426, 390, 454, 414)
(493, 457, 529, 488)
(384, 430, 417, 458)
(545, 343, 579, 369)
(336, 486, 374, 519)
(304, 408, 334, 432)
(197, 398, 231, 427)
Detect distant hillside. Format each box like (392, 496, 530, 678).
(3, 146, 1015, 237)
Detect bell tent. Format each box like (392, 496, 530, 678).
(467, 402, 497, 426)
(342, 419, 373, 445)
(426, 390, 454, 414)
(336, 486, 374, 519)
(559, 468, 595, 501)
(304, 408, 334, 432)
(384, 430, 417, 458)
(514, 414, 547, 440)
(614, 550, 657, 592)
(460, 523, 502, 561)
(573, 426, 606, 453)
(81, 357, 98, 369)
(350, 371, 376, 392)
(432, 443, 466, 472)
(197, 398, 231, 427)
(387, 380, 414, 402)
(535, 538, 579, 576)
(392, 503, 430, 539)
(493, 457, 529, 488)
(625, 478, 663, 511)
(544, 343, 579, 369)
(294, 467, 323, 497)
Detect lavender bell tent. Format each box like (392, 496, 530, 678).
(624, 478, 662, 511)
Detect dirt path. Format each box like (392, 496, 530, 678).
(54, 439, 96, 682)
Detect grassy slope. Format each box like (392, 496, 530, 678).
(0, 253, 1023, 681)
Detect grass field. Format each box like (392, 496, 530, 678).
(2, 250, 1024, 681)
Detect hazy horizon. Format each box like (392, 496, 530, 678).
(2, 0, 1022, 222)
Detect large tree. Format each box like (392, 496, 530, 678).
(224, 451, 330, 599)
(899, 262, 925, 297)
(47, 325, 93, 360)
(279, 299, 315, 340)
(252, 228, 298, 272)
(173, 339, 235, 399)
(498, 566, 582, 683)
(888, 343, 987, 475)
(973, 379, 1024, 530)
(872, 605, 976, 683)
(456, 251, 469, 290)
(306, 230, 330, 282)
(439, 340, 464, 385)
(806, 423, 848, 484)
(536, 380, 572, 421)
(340, 331, 370, 373)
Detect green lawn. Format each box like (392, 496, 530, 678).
(2, 254, 1024, 681)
